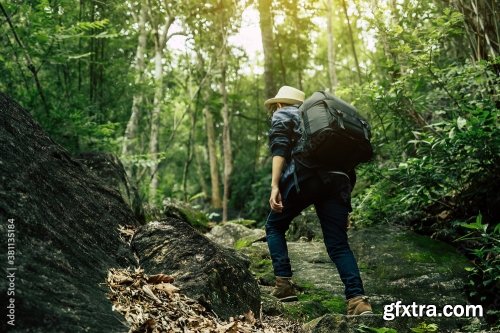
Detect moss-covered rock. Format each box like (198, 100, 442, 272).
(205, 222, 266, 249)
(239, 244, 275, 286)
(162, 198, 210, 232)
(243, 222, 474, 331)
(286, 208, 323, 241)
(282, 282, 346, 322)
(348, 224, 470, 308)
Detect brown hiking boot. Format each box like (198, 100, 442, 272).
(272, 276, 298, 302)
(347, 295, 373, 315)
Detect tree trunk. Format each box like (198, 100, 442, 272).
(341, 0, 362, 84)
(148, 29, 163, 203)
(78, 0, 83, 91)
(122, 0, 147, 165)
(258, 0, 276, 98)
(204, 106, 222, 209)
(194, 146, 210, 199)
(89, 0, 95, 103)
(147, 10, 175, 204)
(326, 0, 338, 93)
(182, 105, 198, 201)
(220, 46, 233, 222)
(452, 0, 499, 62)
(276, 39, 287, 84)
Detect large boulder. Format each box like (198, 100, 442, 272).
(286, 209, 323, 241)
(131, 217, 261, 320)
(205, 222, 266, 249)
(76, 152, 144, 222)
(0, 93, 141, 332)
(161, 197, 210, 232)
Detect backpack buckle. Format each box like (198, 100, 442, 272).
(336, 109, 345, 129)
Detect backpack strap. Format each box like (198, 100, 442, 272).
(293, 166, 300, 193)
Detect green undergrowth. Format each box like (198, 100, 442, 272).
(283, 281, 346, 322)
(239, 245, 275, 286)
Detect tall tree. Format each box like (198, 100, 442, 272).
(258, 0, 276, 98)
(147, 1, 176, 202)
(204, 106, 222, 208)
(220, 37, 233, 222)
(341, 0, 362, 84)
(326, 0, 338, 92)
(122, 0, 148, 170)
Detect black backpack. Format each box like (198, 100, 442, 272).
(294, 91, 373, 171)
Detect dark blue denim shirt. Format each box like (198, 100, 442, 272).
(268, 105, 356, 209)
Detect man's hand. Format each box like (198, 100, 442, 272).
(269, 186, 283, 212)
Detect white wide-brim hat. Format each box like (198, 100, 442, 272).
(264, 86, 305, 108)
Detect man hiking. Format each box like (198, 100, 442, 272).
(264, 85, 372, 316)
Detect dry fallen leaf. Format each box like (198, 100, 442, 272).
(118, 225, 136, 237)
(147, 273, 175, 284)
(244, 310, 256, 325)
(142, 285, 161, 304)
(111, 271, 134, 285)
(154, 283, 179, 296)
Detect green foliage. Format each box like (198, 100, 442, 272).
(352, 59, 499, 227)
(0, 0, 135, 153)
(455, 214, 500, 323)
(410, 322, 438, 333)
(230, 159, 272, 223)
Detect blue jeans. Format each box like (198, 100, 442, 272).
(265, 175, 365, 300)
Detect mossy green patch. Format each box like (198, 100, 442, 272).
(234, 238, 252, 250)
(394, 233, 467, 268)
(234, 234, 264, 250)
(283, 281, 345, 322)
(162, 199, 210, 232)
(239, 245, 275, 286)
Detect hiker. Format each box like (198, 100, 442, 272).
(264, 85, 372, 316)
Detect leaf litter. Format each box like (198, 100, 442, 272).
(107, 267, 303, 333)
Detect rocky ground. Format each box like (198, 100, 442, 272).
(206, 213, 489, 333)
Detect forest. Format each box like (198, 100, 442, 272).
(1, 0, 499, 330)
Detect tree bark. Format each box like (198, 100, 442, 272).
(78, 0, 83, 91)
(220, 45, 233, 222)
(182, 105, 198, 201)
(89, 0, 95, 103)
(341, 0, 362, 84)
(147, 7, 175, 203)
(122, 0, 147, 166)
(194, 146, 210, 200)
(258, 0, 276, 98)
(148, 27, 164, 202)
(204, 106, 222, 208)
(326, 0, 338, 93)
